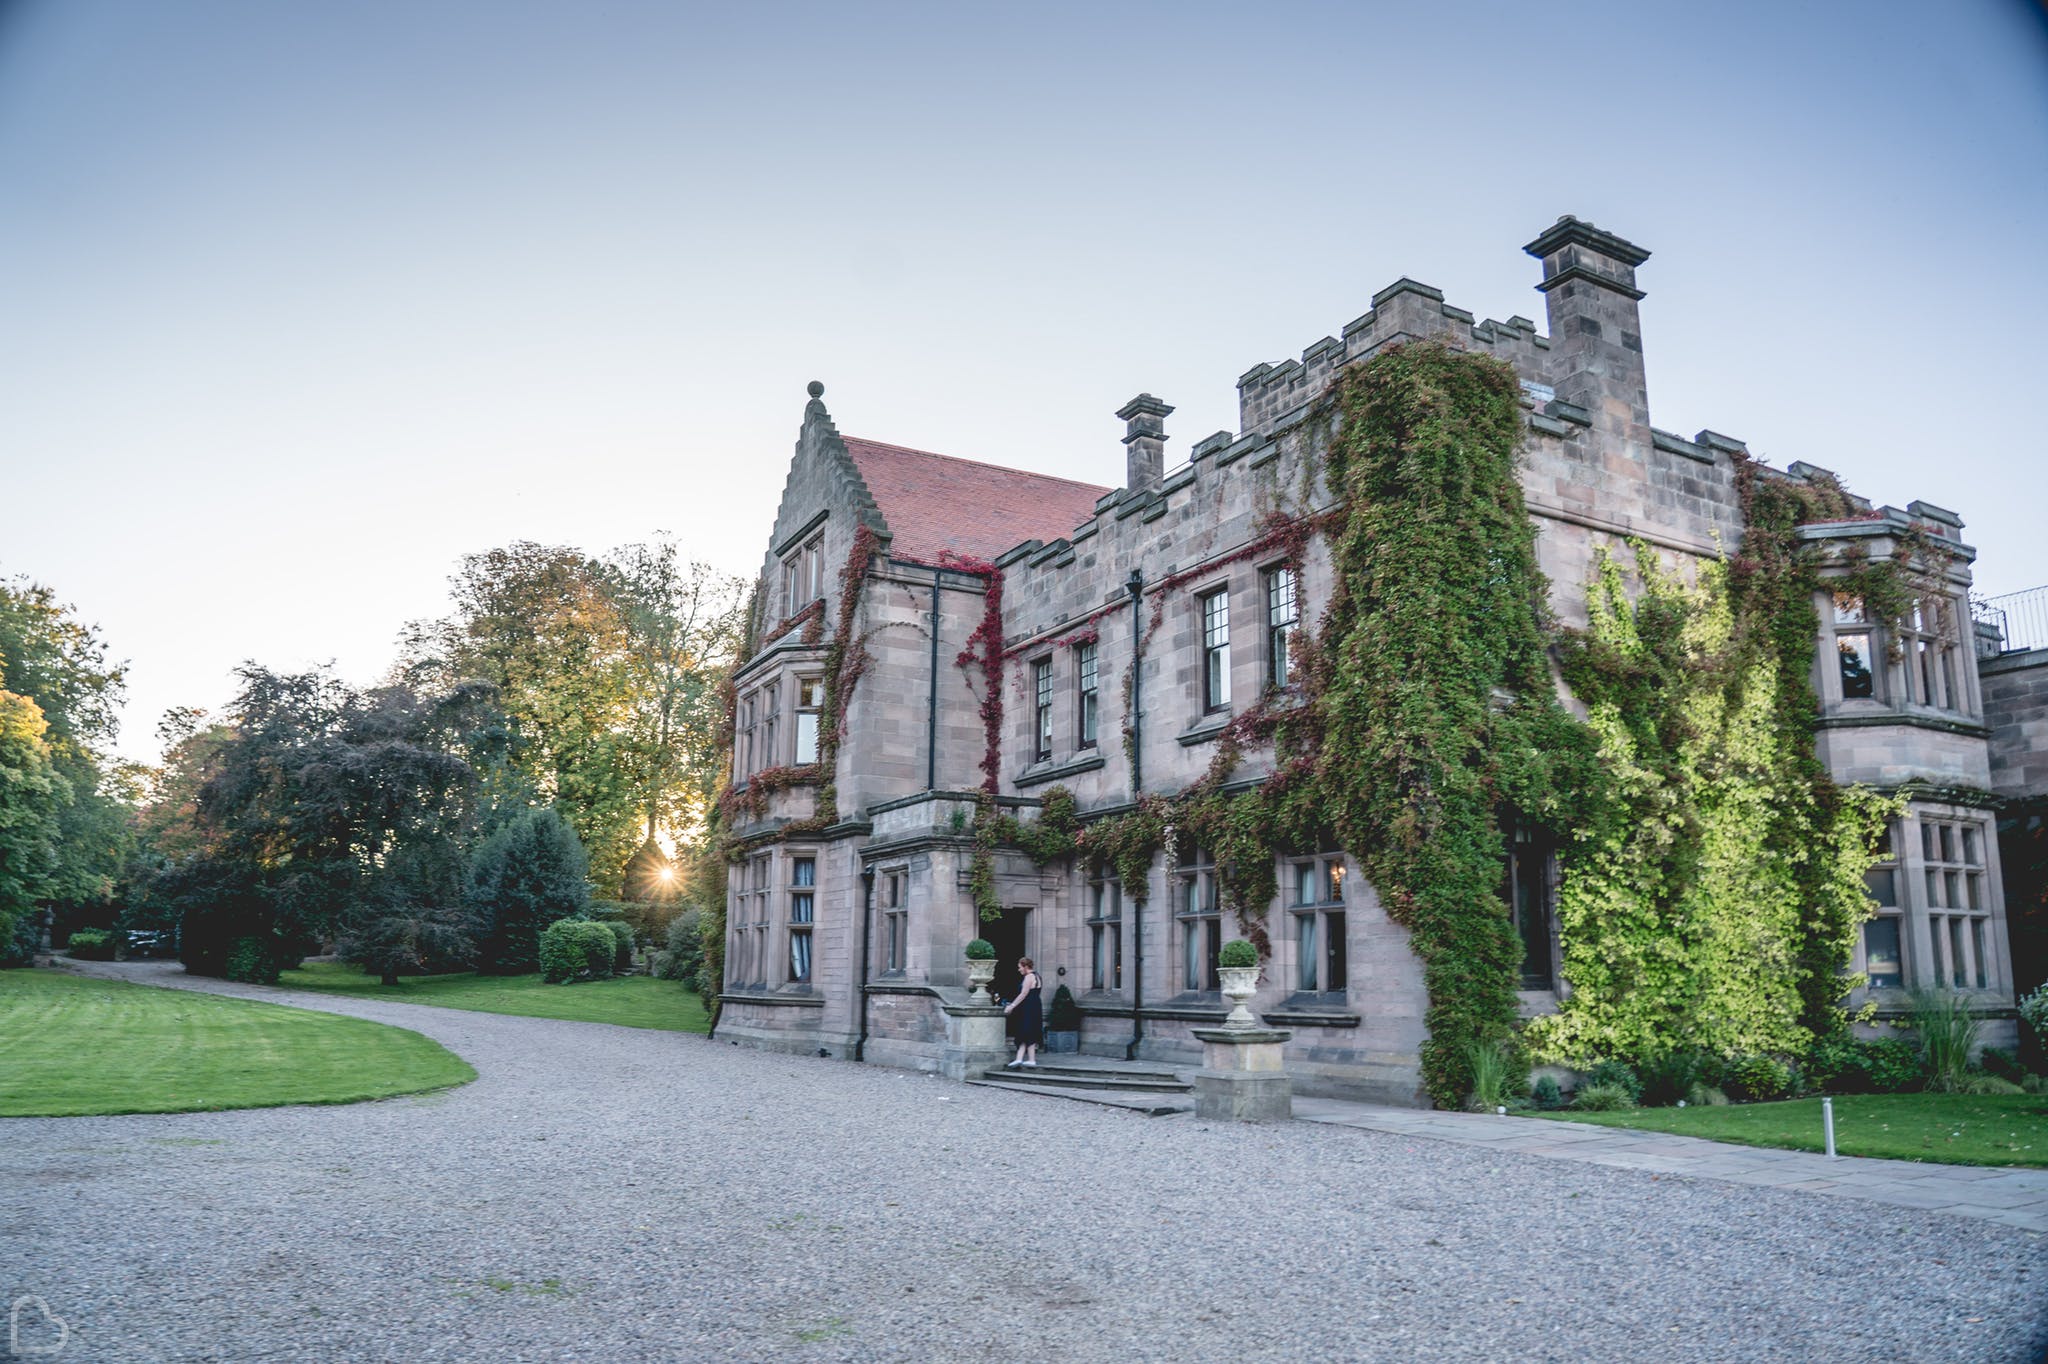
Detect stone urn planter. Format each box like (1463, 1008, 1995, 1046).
(1218, 966, 1261, 1029)
(1217, 939, 1263, 1029)
(965, 938, 997, 1004)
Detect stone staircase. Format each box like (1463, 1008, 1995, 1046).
(967, 1056, 1195, 1116)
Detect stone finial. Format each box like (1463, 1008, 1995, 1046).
(807, 380, 825, 398)
(1117, 393, 1174, 493)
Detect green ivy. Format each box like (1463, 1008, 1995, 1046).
(1316, 343, 1589, 1107)
(1530, 545, 1894, 1064)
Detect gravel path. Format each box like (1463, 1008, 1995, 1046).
(5, 961, 2044, 1363)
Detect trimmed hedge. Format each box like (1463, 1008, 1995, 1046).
(539, 919, 616, 984)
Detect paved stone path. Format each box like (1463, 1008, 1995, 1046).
(1295, 1098, 2048, 1235)
(5, 961, 2046, 1362)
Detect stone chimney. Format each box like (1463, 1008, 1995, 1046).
(1118, 393, 1173, 493)
(1524, 217, 1652, 445)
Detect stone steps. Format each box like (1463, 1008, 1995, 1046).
(979, 1061, 1191, 1092)
(966, 1077, 1194, 1117)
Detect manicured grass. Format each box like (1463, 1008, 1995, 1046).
(0, 969, 475, 1117)
(1541, 1093, 2048, 1167)
(278, 961, 711, 1034)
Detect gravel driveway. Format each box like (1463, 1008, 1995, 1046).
(4, 961, 2044, 1362)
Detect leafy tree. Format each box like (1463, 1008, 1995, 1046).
(153, 665, 495, 979)
(467, 806, 591, 974)
(0, 578, 130, 922)
(610, 537, 748, 851)
(0, 690, 67, 955)
(404, 543, 641, 892)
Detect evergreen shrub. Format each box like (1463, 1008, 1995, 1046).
(654, 909, 705, 988)
(1722, 1055, 1794, 1102)
(469, 808, 592, 975)
(65, 929, 115, 960)
(1530, 1076, 1564, 1111)
(539, 918, 614, 984)
(1583, 1059, 1642, 1105)
(964, 938, 995, 961)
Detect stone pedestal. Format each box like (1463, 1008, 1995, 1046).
(940, 1002, 1009, 1081)
(1190, 1027, 1293, 1122)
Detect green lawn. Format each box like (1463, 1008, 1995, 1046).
(278, 961, 711, 1033)
(1541, 1093, 2048, 1167)
(0, 969, 474, 1117)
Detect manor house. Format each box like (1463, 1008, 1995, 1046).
(715, 217, 2018, 1102)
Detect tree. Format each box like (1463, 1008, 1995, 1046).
(403, 543, 641, 892)
(153, 665, 495, 979)
(0, 690, 67, 958)
(610, 537, 748, 851)
(467, 806, 591, 974)
(0, 578, 130, 923)
(337, 844, 478, 985)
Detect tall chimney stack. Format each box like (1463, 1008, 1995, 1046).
(1524, 217, 1652, 447)
(1118, 393, 1173, 493)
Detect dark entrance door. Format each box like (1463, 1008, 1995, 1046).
(983, 905, 1030, 1006)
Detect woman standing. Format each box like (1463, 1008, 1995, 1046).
(1003, 957, 1043, 1069)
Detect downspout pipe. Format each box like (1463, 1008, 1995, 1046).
(927, 568, 942, 791)
(1125, 567, 1146, 1061)
(855, 867, 875, 1061)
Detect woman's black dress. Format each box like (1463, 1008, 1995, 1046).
(1014, 974, 1044, 1046)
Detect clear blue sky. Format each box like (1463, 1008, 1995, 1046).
(3, 0, 2044, 762)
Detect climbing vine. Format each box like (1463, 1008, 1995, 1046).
(1527, 545, 1895, 1066)
(719, 524, 880, 857)
(846, 340, 1927, 1108)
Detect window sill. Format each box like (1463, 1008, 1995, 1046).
(1015, 752, 1107, 788)
(1178, 716, 1232, 747)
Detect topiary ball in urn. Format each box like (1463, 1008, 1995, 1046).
(964, 937, 997, 1002)
(1217, 939, 1261, 1029)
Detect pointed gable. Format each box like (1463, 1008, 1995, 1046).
(840, 437, 1110, 567)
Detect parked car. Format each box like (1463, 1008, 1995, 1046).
(123, 930, 173, 958)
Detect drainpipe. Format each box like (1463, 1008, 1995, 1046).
(856, 866, 875, 1061)
(926, 568, 942, 791)
(1125, 567, 1146, 1061)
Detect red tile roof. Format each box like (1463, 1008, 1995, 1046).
(842, 437, 1111, 568)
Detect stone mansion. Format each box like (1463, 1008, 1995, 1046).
(713, 216, 2023, 1103)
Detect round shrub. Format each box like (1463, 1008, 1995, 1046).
(539, 918, 615, 984)
(1583, 1059, 1642, 1105)
(1218, 939, 1258, 969)
(1530, 1075, 1564, 1111)
(1570, 1081, 1636, 1112)
(65, 929, 116, 961)
(1722, 1054, 1793, 1102)
(964, 938, 995, 961)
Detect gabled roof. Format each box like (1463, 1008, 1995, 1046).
(841, 436, 1110, 567)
